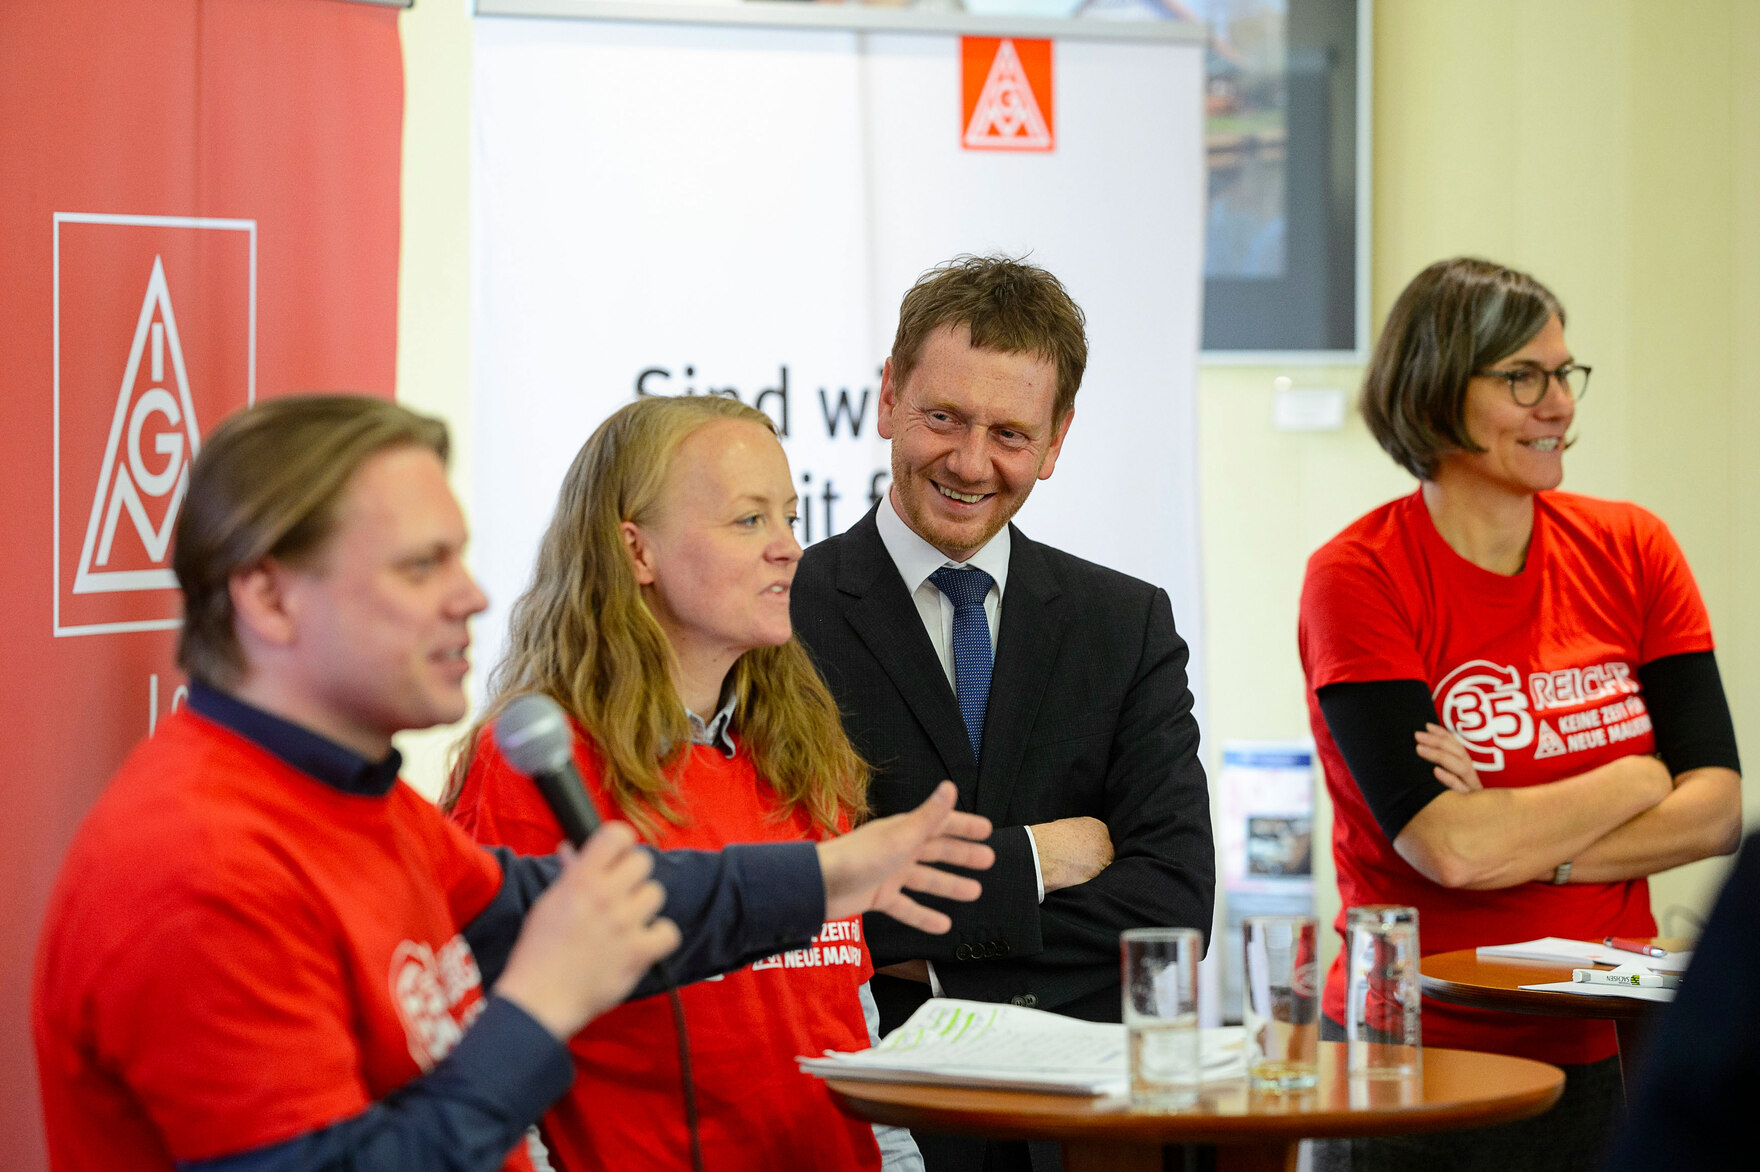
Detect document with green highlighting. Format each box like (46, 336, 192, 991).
(798, 998, 1244, 1095)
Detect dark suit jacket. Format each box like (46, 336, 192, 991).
(792, 506, 1215, 1031)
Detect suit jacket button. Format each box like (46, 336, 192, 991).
(956, 944, 972, 960)
(998, 941, 1010, 956)
(1011, 994, 1038, 1007)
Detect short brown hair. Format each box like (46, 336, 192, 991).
(1362, 257, 1565, 480)
(174, 394, 449, 687)
(889, 255, 1089, 421)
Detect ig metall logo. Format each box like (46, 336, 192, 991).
(53, 213, 255, 636)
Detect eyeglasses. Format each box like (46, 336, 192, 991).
(1477, 363, 1592, 407)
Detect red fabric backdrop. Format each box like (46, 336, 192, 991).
(0, 1, 404, 1164)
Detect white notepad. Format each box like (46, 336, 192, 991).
(798, 998, 1245, 1095)
(1477, 936, 1691, 974)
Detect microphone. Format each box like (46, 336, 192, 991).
(495, 693, 602, 847)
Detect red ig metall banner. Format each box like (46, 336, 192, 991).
(0, 3, 404, 1165)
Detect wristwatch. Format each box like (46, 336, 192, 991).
(1551, 861, 1573, 885)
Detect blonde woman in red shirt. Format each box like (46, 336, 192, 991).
(449, 394, 918, 1172)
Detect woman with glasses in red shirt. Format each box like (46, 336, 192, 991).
(1300, 257, 1741, 1172)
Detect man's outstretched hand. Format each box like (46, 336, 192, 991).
(818, 780, 994, 933)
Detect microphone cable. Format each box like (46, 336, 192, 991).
(660, 970, 704, 1172)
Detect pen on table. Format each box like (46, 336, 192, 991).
(1604, 936, 1668, 959)
(1574, 968, 1681, 990)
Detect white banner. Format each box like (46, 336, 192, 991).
(470, 16, 1207, 707)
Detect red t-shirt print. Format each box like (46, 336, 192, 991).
(1432, 656, 1648, 774)
(388, 934, 488, 1070)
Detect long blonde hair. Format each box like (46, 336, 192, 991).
(448, 395, 867, 838)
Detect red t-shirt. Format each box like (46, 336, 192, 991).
(32, 711, 524, 1171)
(452, 721, 881, 1172)
(1298, 490, 1714, 1065)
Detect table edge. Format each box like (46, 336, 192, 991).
(1420, 948, 1663, 1021)
(824, 1047, 1565, 1145)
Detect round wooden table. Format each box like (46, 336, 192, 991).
(1420, 938, 1688, 1077)
(825, 1041, 1562, 1172)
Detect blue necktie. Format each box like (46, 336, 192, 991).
(930, 565, 995, 761)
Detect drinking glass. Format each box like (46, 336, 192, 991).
(1243, 914, 1319, 1089)
(1344, 905, 1421, 1078)
(1121, 927, 1201, 1108)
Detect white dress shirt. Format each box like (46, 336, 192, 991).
(875, 493, 1045, 905)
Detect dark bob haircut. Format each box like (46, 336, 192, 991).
(1361, 257, 1565, 480)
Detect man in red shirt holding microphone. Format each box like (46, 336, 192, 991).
(33, 395, 993, 1172)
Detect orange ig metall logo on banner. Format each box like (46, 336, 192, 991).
(54, 213, 256, 637)
(961, 37, 1054, 152)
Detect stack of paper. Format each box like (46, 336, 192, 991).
(1477, 937, 1691, 974)
(798, 998, 1245, 1095)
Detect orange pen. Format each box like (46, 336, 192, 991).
(1604, 936, 1668, 959)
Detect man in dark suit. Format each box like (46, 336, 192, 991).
(792, 256, 1215, 1171)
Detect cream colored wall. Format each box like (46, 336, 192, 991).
(392, 0, 475, 801)
(1201, 0, 1760, 976)
(391, 3, 1760, 943)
